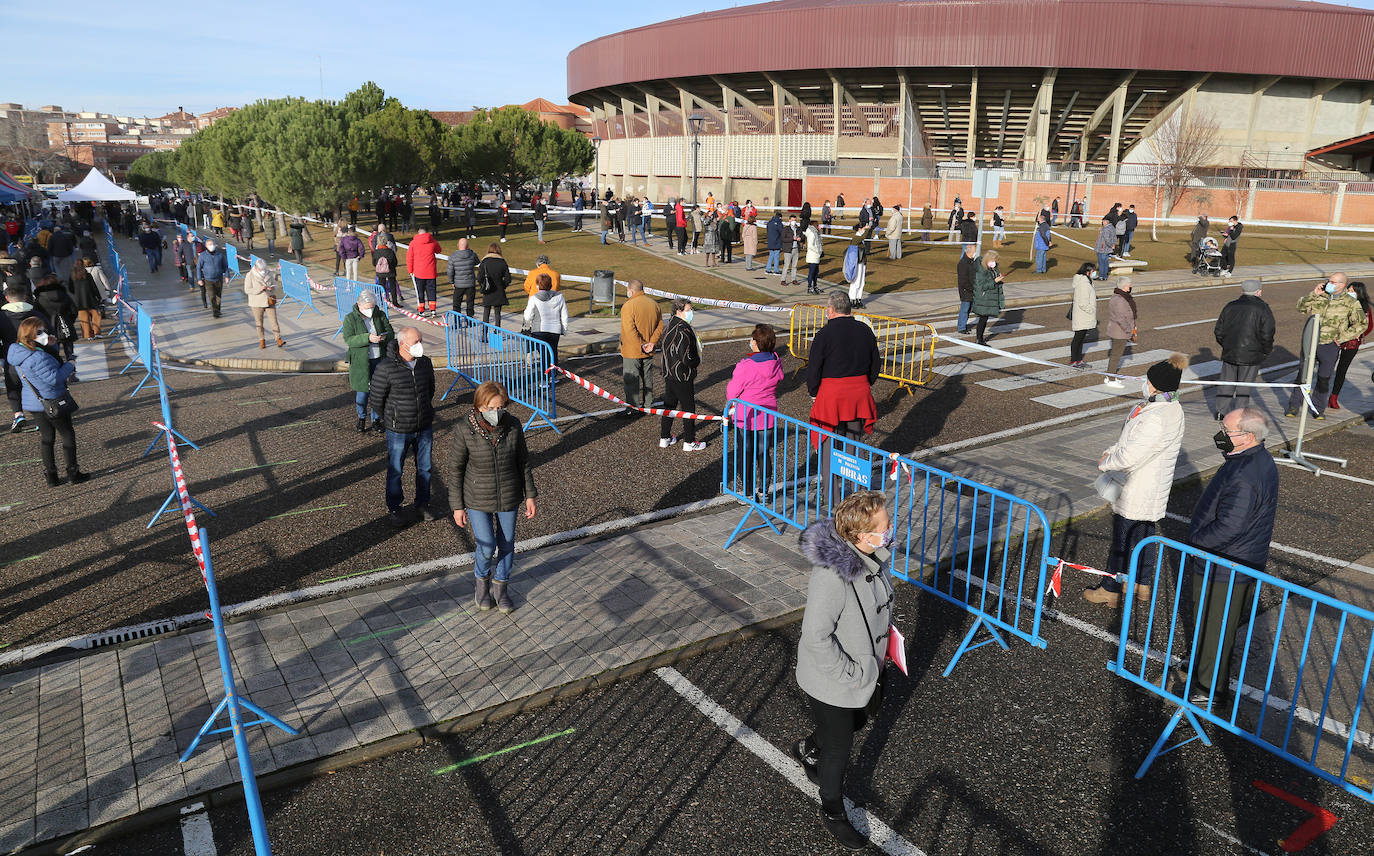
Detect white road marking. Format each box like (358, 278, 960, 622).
(180, 802, 216, 856)
(1198, 821, 1275, 856)
(655, 666, 928, 856)
(1155, 317, 1217, 330)
(1030, 358, 1222, 409)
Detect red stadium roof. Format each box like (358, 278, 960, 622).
(568, 0, 1374, 99)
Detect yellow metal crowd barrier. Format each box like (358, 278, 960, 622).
(787, 304, 936, 394)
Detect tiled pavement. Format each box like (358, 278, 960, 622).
(0, 509, 810, 853)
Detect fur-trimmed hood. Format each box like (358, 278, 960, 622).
(800, 519, 876, 583)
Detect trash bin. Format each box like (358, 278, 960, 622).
(591, 269, 616, 309)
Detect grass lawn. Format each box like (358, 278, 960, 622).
(282, 209, 1374, 318)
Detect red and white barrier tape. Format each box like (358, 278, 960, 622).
(153, 420, 207, 581)
(1046, 559, 1122, 598)
(547, 365, 726, 421)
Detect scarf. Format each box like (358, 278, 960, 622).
(1114, 287, 1137, 320)
(467, 409, 501, 446)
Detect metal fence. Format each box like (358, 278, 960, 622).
(1109, 536, 1374, 804)
(787, 305, 936, 394)
(441, 311, 560, 433)
(722, 401, 1055, 675)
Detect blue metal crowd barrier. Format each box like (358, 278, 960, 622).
(225, 243, 241, 281)
(279, 260, 323, 319)
(442, 310, 560, 433)
(721, 401, 1056, 674)
(1109, 536, 1374, 804)
(332, 277, 386, 339)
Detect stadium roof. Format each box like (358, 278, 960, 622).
(568, 0, 1374, 99)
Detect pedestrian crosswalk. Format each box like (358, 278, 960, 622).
(931, 320, 1238, 410)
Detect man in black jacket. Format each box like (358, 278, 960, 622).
(1221, 216, 1243, 276)
(1213, 279, 1275, 417)
(958, 212, 979, 247)
(659, 299, 704, 452)
(955, 244, 978, 333)
(368, 327, 437, 527)
(1178, 407, 1277, 705)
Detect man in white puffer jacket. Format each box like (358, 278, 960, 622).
(1084, 353, 1188, 607)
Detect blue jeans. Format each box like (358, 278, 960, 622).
(354, 356, 381, 418)
(766, 249, 780, 273)
(384, 426, 432, 511)
(1097, 252, 1111, 280)
(144, 247, 161, 272)
(469, 508, 518, 582)
(1123, 229, 1134, 254)
(958, 301, 972, 332)
(633, 223, 646, 243)
(1034, 248, 1047, 273)
(535, 220, 544, 241)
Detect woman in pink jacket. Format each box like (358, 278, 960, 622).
(726, 324, 785, 502)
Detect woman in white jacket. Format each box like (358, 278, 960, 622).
(1068, 261, 1098, 367)
(1084, 353, 1188, 607)
(522, 272, 569, 367)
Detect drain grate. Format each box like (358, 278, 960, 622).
(82, 619, 179, 649)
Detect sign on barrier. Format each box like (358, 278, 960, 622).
(442, 311, 560, 433)
(721, 400, 1056, 674)
(280, 261, 323, 319)
(1110, 535, 1374, 804)
(788, 305, 936, 394)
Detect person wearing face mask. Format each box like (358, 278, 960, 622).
(970, 250, 1005, 346)
(1100, 277, 1138, 389)
(367, 326, 436, 528)
(7, 317, 87, 486)
(1285, 273, 1365, 419)
(243, 258, 284, 349)
(1084, 354, 1187, 607)
(449, 380, 538, 614)
(1175, 407, 1277, 705)
(726, 324, 784, 502)
(195, 237, 229, 318)
(342, 291, 394, 433)
(793, 490, 896, 851)
(658, 299, 705, 451)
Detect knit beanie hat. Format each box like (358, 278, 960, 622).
(1146, 353, 1188, 393)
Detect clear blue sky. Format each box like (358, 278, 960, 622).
(12, 0, 1374, 117)
(8, 1, 745, 117)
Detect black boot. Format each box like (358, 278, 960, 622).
(355, 417, 366, 433)
(493, 581, 514, 614)
(45, 471, 63, 487)
(475, 576, 495, 611)
(68, 471, 90, 485)
(820, 808, 868, 851)
(790, 737, 820, 786)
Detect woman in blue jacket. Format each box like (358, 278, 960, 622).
(7, 316, 87, 485)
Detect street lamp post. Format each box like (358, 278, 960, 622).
(591, 136, 602, 199)
(688, 113, 705, 206)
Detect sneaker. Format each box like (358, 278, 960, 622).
(9, 414, 24, 433)
(500, 237, 507, 243)
(681, 441, 708, 452)
(659, 436, 678, 448)
(1284, 410, 1297, 418)
(1069, 360, 1087, 369)
(387, 509, 408, 528)
(356, 417, 367, 433)
(1103, 379, 1125, 389)
(618, 407, 638, 418)
(790, 739, 820, 786)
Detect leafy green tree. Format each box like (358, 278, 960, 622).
(251, 97, 389, 213)
(127, 149, 180, 193)
(450, 106, 593, 191)
(363, 101, 453, 186)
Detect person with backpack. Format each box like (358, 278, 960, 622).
(372, 237, 400, 306)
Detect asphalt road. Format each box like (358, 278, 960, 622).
(68, 422, 1374, 856)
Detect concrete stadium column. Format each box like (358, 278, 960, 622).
(1032, 69, 1058, 173)
(1242, 77, 1282, 154)
(966, 69, 979, 171)
(678, 87, 692, 201)
(832, 79, 841, 165)
(772, 82, 783, 207)
(1302, 80, 1343, 160)
(602, 100, 623, 195)
(1107, 85, 1126, 183)
(720, 86, 734, 202)
(591, 106, 606, 193)
(623, 96, 654, 198)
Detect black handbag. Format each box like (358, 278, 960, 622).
(18, 363, 79, 418)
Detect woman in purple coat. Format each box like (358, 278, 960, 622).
(726, 324, 785, 502)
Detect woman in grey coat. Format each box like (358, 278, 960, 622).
(792, 490, 896, 851)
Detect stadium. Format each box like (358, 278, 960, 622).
(567, 0, 1374, 222)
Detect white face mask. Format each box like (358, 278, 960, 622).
(1142, 381, 1153, 399)
(35, 332, 49, 346)
(360, 306, 374, 317)
(481, 407, 504, 426)
(408, 342, 424, 359)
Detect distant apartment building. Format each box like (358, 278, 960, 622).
(430, 98, 593, 136)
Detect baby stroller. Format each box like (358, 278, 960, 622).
(1193, 236, 1222, 276)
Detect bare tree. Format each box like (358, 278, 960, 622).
(0, 113, 69, 183)
(1229, 151, 1262, 221)
(1144, 113, 1221, 240)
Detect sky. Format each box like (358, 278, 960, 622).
(12, 0, 1374, 118)
(7, 0, 747, 117)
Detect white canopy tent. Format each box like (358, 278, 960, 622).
(57, 168, 138, 202)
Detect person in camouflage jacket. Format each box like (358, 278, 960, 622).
(1286, 273, 1365, 418)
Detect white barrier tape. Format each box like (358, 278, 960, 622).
(1050, 229, 1123, 260)
(549, 365, 726, 422)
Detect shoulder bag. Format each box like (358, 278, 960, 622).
(18, 361, 79, 418)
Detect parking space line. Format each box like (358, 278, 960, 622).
(180, 802, 216, 856)
(318, 564, 403, 584)
(655, 666, 928, 856)
(268, 503, 347, 520)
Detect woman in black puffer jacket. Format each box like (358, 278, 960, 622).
(449, 380, 537, 614)
(33, 275, 77, 360)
